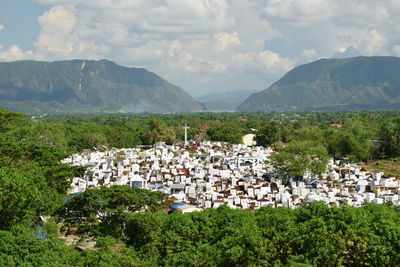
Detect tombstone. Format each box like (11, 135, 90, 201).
(365, 192, 375, 202)
(372, 198, 384, 205)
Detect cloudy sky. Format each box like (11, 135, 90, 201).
(1, 0, 400, 96)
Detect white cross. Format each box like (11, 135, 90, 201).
(183, 123, 190, 146)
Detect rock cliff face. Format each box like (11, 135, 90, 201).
(0, 59, 202, 114)
(238, 56, 400, 111)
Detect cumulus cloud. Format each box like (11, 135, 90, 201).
(0, 24, 4, 32)
(37, 0, 234, 35)
(263, 0, 393, 28)
(264, 0, 337, 27)
(31, 0, 289, 93)
(15, 0, 400, 94)
(301, 49, 317, 60)
(262, 0, 400, 59)
(35, 5, 78, 58)
(167, 40, 227, 73)
(214, 32, 241, 52)
(0, 45, 35, 61)
(232, 50, 294, 74)
(361, 29, 388, 55)
(334, 46, 361, 58)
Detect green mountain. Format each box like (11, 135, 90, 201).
(0, 59, 203, 114)
(238, 56, 400, 112)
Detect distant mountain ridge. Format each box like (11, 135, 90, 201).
(238, 56, 400, 112)
(195, 90, 258, 111)
(0, 59, 203, 114)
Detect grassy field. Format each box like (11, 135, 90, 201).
(362, 158, 400, 177)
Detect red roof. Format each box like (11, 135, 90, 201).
(177, 168, 188, 174)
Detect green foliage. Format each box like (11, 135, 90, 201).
(271, 140, 329, 179)
(255, 121, 282, 146)
(206, 121, 243, 143)
(0, 225, 81, 266)
(0, 168, 46, 230)
(61, 186, 168, 235)
(4, 203, 400, 266)
(123, 203, 400, 266)
(0, 108, 25, 131)
(379, 117, 400, 158)
(142, 118, 177, 145)
(0, 225, 147, 266)
(125, 206, 273, 266)
(1, 108, 400, 265)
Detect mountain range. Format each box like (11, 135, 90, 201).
(2, 56, 400, 114)
(238, 56, 400, 111)
(0, 59, 203, 114)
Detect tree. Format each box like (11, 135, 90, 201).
(61, 186, 168, 235)
(0, 168, 46, 230)
(0, 225, 81, 266)
(379, 118, 400, 158)
(0, 108, 24, 131)
(270, 140, 328, 180)
(84, 133, 108, 148)
(142, 118, 176, 145)
(288, 126, 325, 144)
(255, 121, 281, 147)
(206, 121, 243, 144)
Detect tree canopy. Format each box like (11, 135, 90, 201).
(271, 140, 329, 179)
(60, 186, 168, 235)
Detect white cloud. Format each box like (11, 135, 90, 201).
(166, 40, 226, 74)
(214, 32, 241, 52)
(232, 50, 294, 74)
(264, 0, 337, 27)
(301, 49, 317, 59)
(263, 0, 393, 28)
(35, 5, 78, 57)
(393, 45, 400, 56)
(37, 0, 235, 35)
(262, 0, 400, 58)
(30, 0, 288, 94)
(361, 29, 388, 55)
(0, 24, 4, 32)
(16, 0, 400, 95)
(0, 45, 35, 61)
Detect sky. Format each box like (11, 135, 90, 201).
(1, 1, 400, 96)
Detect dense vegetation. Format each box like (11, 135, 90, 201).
(2, 108, 400, 266)
(239, 56, 400, 112)
(0, 60, 202, 114)
(39, 110, 400, 161)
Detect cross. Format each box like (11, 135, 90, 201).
(183, 123, 190, 146)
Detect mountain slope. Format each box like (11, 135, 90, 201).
(238, 56, 400, 112)
(0, 59, 202, 114)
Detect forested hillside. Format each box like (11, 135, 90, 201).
(239, 56, 400, 111)
(2, 108, 400, 265)
(0, 60, 203, 113)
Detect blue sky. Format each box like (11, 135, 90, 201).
(0, 1, 47, 50)
(1, 1, 400, 96)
